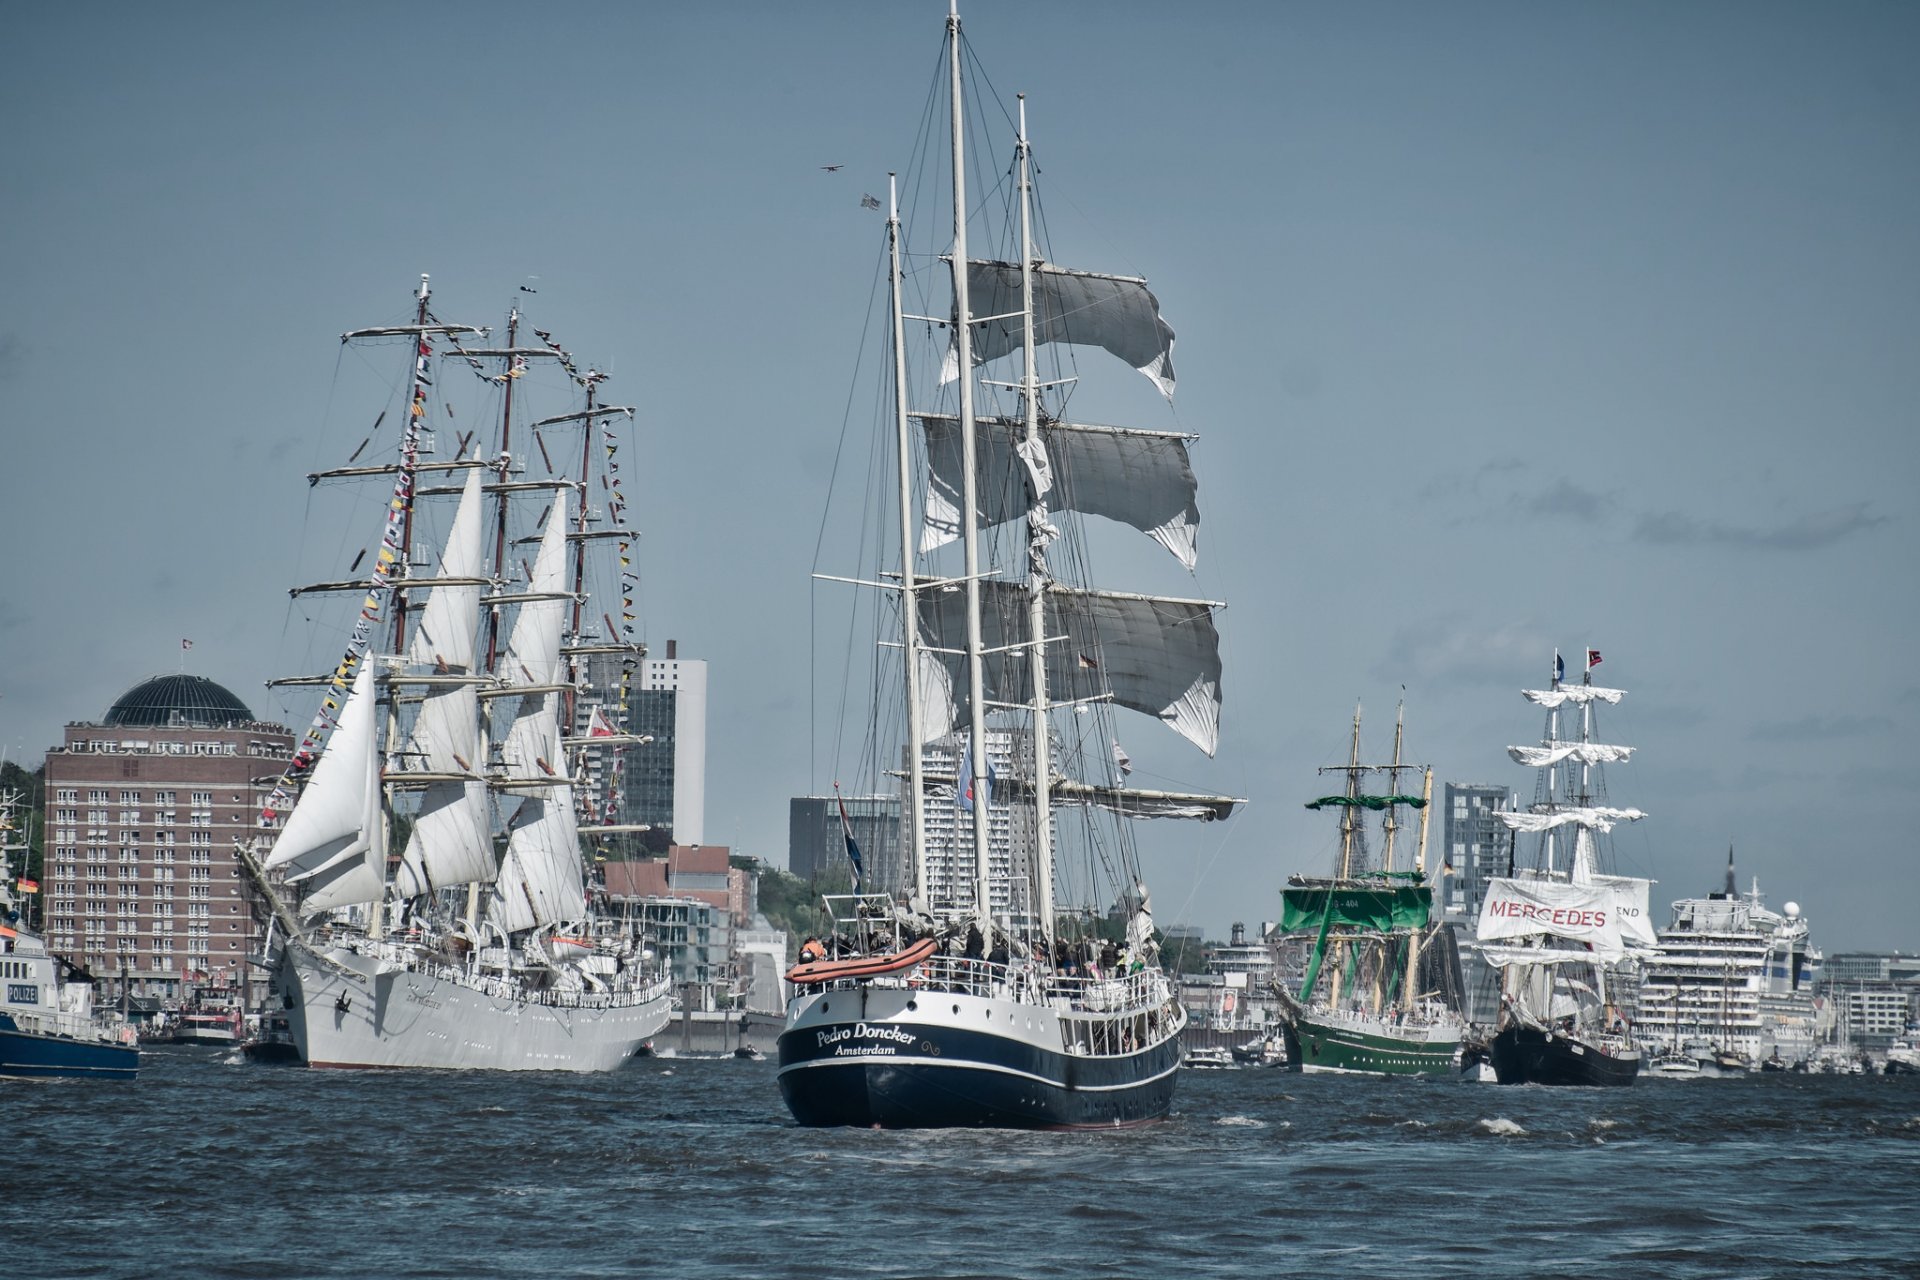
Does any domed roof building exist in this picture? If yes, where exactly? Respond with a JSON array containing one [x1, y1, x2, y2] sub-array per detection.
[[103, 674, 256, 729]]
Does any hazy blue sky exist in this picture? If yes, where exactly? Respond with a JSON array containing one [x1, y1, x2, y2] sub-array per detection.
[[3, 2, 1914, 948]]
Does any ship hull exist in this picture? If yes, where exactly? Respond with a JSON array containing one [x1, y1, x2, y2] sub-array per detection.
[[0, 1015, 139, 1080], [1490, 1025, 1640, 1087], [279, 942, 670, 1072], [778, 984, 1181, 1129], [1284, 1012, 1461, 1077]]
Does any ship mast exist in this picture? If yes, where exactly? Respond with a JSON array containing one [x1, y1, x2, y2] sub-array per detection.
[[1016, 93, 1056, 948], [948, 1, 995, 929], [887, 174, 930, 898]]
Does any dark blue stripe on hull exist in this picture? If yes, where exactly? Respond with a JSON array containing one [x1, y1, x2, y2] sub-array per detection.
[[1491, 1025, 1639, 1087], [0, 1029, 140, 1080], [778, 1021, 1180, 1129]]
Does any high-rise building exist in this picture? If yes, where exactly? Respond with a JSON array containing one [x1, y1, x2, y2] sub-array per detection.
[[577, 640, 706, 846], [788, 794, 902, 891], [41, 675, 293, 1007], [1442, 781, 1513, 1024], [917, 729, 1043, 920]]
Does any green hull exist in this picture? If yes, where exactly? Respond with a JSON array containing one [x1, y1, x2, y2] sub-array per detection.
[[1285, 1012, 1460, 1077]]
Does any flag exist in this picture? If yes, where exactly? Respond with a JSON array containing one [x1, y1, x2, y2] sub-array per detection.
[[1078, 653, 1099, 670], [182, 638, 194, 651], [1553, 652, 1564, 683], [860, 193, 882, 210], [959, 743, 995, 812], [16, 877, 39, 894], [1110, 739, 1133, 778], [586, 708, 618, 738], [835, 789, 864, 890], [1587, 649, 1603, 669]]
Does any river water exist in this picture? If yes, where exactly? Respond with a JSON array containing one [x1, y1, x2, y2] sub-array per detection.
[[7, 1048, 1917, 1279]]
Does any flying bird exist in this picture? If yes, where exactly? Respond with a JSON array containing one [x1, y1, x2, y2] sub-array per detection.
[[820, 164, 844, 172]]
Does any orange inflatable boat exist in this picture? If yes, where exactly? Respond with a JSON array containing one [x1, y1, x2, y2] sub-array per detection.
[[785, 935, 939, 986]]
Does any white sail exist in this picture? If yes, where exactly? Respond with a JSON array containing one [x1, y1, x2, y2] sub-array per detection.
[[406, 466, 485, 673], [918, 581, 1223, 756], [1496, 805, 1647, 835], [487, 793, 586, 934], [915, 414, 1200, 570], [1584, 871, 1658, 950], [1507, 741, 1635, 768], [940, 260, 1177, 398], [1523, 685, 1625, 708], [1477, 876, 1628, 961], [264, 662, 387, 913], [393, 779, 493, 900]]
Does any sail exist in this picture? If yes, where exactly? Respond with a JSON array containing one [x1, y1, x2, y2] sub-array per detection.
[[940, 260, 1177, 398], [406, 466, 485, 673], [1523, 685, 1625, 708], [393, 780, 493, 899], [1507, 742, 1634, 768], [1496, 806, 1646, 835], [487, 793, 586, 934], [1281, 885, 1432, 933], [918, 581, 1223, 755], [1585, 871, 1658, 949], [915, 414, 1200, 569], [1476, 876, 1627, 962], [500, 503, 570, 780], [1304, 794, 1427, 811], [263, 663, 386, 913]]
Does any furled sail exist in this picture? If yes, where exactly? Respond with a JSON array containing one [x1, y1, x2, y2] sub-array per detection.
[[918, 581, 1223, 755], [1523, 685, 1625, 708], [1476, 876, 1628, 962], [1495, 806, 1647, 835], [940, 260, 1177, 398], [915, 414, 1200, 570], [263, 662, 387, 913], [1507, 742, 1635, 768]]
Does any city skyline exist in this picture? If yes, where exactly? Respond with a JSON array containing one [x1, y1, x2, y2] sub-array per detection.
[[2, 2, 1914, 948]]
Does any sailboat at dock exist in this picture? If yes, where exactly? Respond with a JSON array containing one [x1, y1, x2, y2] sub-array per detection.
[[776, 3, 1240, 1128], [241, 276, 671, 1071], [1475, 650, 1656, 1086], [1275, 704, 1463, 1076]]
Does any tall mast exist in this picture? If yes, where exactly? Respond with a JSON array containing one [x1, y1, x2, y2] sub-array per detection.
[[1016, 93, 1055, 947], [1542, 651, 1561, 877], [888, 173, 929, 897], [485, 306, 522, 672], [1382, 700, 1405, 873], [565, 377, 599, 733], [1336, 704, 1361, 880], [948, 2, 995, 928], [390, 273, 434, 659]]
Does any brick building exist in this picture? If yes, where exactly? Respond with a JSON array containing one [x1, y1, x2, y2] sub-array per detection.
[[42, 674, 293, 1007]]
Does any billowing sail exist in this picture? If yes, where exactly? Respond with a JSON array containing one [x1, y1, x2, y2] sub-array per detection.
[[1281, 884, 1432, 933], [1584, 871, 1658, 950], [1476, 876, 1627, 962], [918, 581, 1223, 755], [263, 662, 386, 913], [1496, 805, 1647, 835], [488, 500, 584, 933], [941, 260, 1176, 398], [393, 468, 495, 898], [487, 793, 586, 934], [1508, 741, 1634, 768], [1523, 685, 1625, 708], [915, 414, 1200, 569], [406, 466, 485, 673]]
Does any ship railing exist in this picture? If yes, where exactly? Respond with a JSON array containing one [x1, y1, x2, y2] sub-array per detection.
[[379, 955, 666, 1011], [5, 1006, 127, 1044]]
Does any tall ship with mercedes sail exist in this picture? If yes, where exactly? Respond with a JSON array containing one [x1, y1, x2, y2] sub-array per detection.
[[244, 277, 670, 1070], [777, 3, 1240, 1128], [1475, 651, 1657, 1086]]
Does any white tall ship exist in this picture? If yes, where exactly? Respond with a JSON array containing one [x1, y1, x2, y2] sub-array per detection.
[[1634, 849, 1822, 1071], [242, 277, 669, 1071], [777, 3, 1239, 1128]]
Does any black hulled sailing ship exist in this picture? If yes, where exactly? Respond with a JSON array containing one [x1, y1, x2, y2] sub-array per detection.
[[777, 3, 1238, 1129], [1475, 651, 1656, 1086]]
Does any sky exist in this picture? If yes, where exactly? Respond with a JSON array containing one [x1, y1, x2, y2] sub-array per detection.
[[3, 2, 1915, 950]]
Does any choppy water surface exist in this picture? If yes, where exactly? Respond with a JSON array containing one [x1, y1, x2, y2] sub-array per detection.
[[8, 1049, 1918, 1279]]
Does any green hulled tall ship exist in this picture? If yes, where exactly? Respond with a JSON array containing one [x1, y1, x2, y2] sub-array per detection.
[[1276, 705, 1463, 1076]]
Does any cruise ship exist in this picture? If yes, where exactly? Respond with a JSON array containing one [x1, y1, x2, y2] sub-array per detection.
[[1635, 850, 1822, 1070]]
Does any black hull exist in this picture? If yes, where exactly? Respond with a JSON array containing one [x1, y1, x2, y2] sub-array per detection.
[[778, 1019, 1181, 1129], [1491, 1025, 1640, 1087]]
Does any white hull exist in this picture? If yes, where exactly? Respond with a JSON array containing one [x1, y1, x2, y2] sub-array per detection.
[[279, 941, 671, 1072]]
